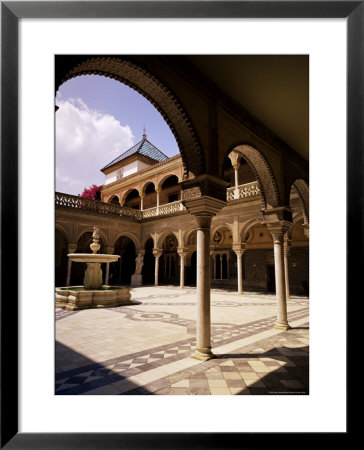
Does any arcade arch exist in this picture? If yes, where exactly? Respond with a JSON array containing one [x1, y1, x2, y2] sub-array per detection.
[[226, 144, 280, 210], [111, 236, 136, 285], [56, 56, 205, 177]]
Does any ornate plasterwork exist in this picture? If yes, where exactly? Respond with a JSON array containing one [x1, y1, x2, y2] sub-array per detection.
[[59, 57, 205, 177], [182, 186, 202, 200]]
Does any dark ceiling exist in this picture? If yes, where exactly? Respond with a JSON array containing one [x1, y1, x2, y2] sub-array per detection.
[[186, 55, 309, 162]]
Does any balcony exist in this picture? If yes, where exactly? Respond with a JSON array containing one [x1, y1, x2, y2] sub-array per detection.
[[55, 192, 186, 220], [226, 181, 260, 201], [55, 181, 260, 221]]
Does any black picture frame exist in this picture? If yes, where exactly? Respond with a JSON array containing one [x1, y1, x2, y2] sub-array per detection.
[[1, 1, 356, 448]]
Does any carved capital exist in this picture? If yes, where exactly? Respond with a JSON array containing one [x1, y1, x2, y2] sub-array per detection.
[[228, 150, 241, 167], [266, 221, 291, 242], [195, 215, 213, 229], [262, 206, 293, 224], [183, 196, 226, 219], [177, 247, 189, 257], [232, 243, 246, 256], [152, 248, 163, 257], [68, 243, 78, 253]]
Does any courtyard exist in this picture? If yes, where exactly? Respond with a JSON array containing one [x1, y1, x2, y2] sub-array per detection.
[[55, 286, 309, 395]]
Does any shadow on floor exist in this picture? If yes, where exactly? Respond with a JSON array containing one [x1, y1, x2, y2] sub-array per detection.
[[215, 344, 309, 394], [55, 341, 144, 395]]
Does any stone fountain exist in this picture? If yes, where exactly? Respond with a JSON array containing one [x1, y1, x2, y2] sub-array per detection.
[[55, 227, 133, 310]]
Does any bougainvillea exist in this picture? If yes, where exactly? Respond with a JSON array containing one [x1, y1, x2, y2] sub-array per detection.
[[80, 184, 101, 200]]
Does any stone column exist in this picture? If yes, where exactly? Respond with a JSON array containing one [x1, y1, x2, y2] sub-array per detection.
[[284, 238, 291, 300], [228, 150, 241, 199], [181, 175, 227, 361], [66, 243, 77, 286], [232, 244, 245, 295], [219, 254, 223, 280], [177, 249, 188, 289], [267, 222, 291, 330], [155, 187, 160, 214], [153, 249, 162, 286], [193, 215, 214, 360], [139, 192, 144, 211]]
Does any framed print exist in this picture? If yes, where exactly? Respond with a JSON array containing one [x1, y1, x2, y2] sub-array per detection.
[[1, 1, 356, 448]]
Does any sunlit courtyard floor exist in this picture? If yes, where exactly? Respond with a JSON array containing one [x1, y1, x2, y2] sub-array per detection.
[[55, 286, 309, 395]]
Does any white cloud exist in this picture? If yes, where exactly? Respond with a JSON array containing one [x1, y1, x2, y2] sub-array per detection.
[[56, 98, 134, 195]]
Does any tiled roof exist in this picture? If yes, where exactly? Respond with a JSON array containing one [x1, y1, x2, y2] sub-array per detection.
[[101, 137, 169, 171]]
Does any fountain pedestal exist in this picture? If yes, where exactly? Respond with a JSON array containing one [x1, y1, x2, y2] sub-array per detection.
[[84, 262, 103, 289]]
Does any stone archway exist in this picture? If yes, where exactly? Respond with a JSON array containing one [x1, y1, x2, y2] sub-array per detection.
[[159, 233, 179, 286], [142, 237, 155, 285], [291, 179, 309, 224], [228, 144, 280, 210], [112, 236, 136, 285], [56, 56, 205, 177]]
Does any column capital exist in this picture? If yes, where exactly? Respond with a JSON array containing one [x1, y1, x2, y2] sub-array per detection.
[[228, 150, 241, 167], [67, 243, 78, 253], [136, 249, 145, 256], [266, 221, 292, 238], [262, 206, 293, 224], [139, 192, 145, 199], [177, 247, 189, 257], [183, 196, 226, 220], [152, 248, 163, 257], [155, 187, 161, 193], [232, 243, 246, 255], [104, 246, 115, 255]]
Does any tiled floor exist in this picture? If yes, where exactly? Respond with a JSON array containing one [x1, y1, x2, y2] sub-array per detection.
[[55, 286, 309, 395]]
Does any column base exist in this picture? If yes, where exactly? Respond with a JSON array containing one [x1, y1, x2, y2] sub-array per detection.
[[191, 347, 216, 361], [273, 322, 291, 331]]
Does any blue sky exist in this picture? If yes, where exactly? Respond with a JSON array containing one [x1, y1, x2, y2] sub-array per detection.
[[56, 75, 179, 195]]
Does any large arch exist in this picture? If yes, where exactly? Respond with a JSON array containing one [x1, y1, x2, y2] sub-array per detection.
[[56, 56, 205, 177], [227, 144, 280, 209], [291, 179, 309, 224], [55, 222, 71, 244], [142, 237, 155, 285], [111, 235, 136, 285], [113, 232, 140, 251], [156, 230, 180, 249]]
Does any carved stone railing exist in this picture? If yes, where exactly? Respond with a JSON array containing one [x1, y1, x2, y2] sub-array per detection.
[[55, 192, 142, 219], [55, 193, 186, 220], [226, 181, 260, 201], [157, 200, 186, 215]]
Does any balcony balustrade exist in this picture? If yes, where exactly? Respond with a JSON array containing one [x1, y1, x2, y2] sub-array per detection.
[[226, 181, 260, 201], [56, 181, 260, 220]]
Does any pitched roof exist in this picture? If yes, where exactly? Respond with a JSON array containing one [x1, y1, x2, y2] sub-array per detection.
[[101, 135, 169, 171]]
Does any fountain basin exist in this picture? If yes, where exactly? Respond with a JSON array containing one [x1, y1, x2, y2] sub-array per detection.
[[55, 285, 134, 311], [68, 253, 119, 263]]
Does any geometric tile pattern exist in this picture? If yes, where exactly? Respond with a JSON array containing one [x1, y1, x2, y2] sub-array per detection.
[[56, 291, 309, 395]]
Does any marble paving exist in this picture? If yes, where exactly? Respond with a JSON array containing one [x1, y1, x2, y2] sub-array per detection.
[[55, 286, 309, 395]]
